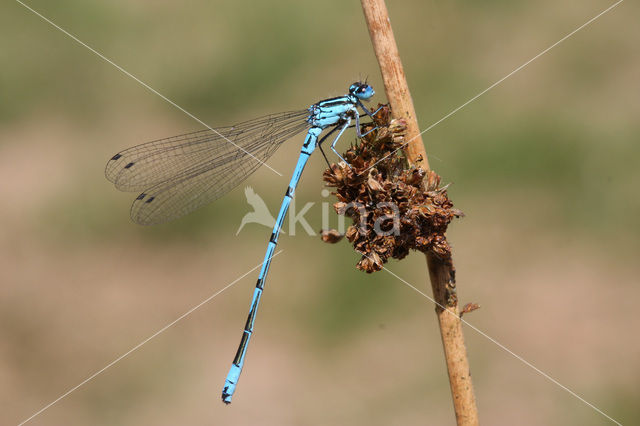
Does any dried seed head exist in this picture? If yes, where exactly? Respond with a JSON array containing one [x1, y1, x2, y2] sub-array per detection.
[[460, 303, 481, 318], [320, 229, 344, 244], [321, 104, 462, 273]]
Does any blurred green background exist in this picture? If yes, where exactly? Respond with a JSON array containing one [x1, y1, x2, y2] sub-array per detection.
[[1, 0, 638, 425]]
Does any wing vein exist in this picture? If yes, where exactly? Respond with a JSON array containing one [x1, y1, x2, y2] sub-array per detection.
[[105, 110, 310, 225]]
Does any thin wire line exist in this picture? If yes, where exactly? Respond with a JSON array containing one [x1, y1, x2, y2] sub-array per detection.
[[360, 0, 624, 175], [14, 0, 284, 177], [14, 0, 624, 424], [360, 3, 624, 420], [17, 250, 284, 426], [382, 265, 622, 426]]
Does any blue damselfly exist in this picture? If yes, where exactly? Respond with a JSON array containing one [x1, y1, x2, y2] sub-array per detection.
[[106, 82, 379, 403]]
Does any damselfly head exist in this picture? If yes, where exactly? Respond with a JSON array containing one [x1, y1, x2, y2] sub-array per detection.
[[349, 82, 375, 101]]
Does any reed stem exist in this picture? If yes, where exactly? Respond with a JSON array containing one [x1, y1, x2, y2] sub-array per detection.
[[360, 1, 479, 424]]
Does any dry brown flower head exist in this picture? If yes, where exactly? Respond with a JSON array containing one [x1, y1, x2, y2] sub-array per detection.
[[321, 105, 463, 273]]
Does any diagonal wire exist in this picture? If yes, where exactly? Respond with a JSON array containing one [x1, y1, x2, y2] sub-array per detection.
[[14, 0, 625, 424], [17, 250, 284, 426], [14, 0, 283, 177], [382, 265, 622, 425], [356, 3, 625, 420], [360, 0, 624, 175]]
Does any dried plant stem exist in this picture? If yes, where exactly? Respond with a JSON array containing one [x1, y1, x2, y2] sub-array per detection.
[[360, 1, 479, 424]]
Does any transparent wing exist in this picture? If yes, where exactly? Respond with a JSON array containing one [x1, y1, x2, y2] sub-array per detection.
[[105, 110, 310, 225]]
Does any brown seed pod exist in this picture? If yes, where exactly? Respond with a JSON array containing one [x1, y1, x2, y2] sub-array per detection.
[[320, 229, 344, 244], [321, 104, 462, 273]]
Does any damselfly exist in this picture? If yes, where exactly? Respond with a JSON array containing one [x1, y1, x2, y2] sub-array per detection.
[[105, 82, 379, 403]]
